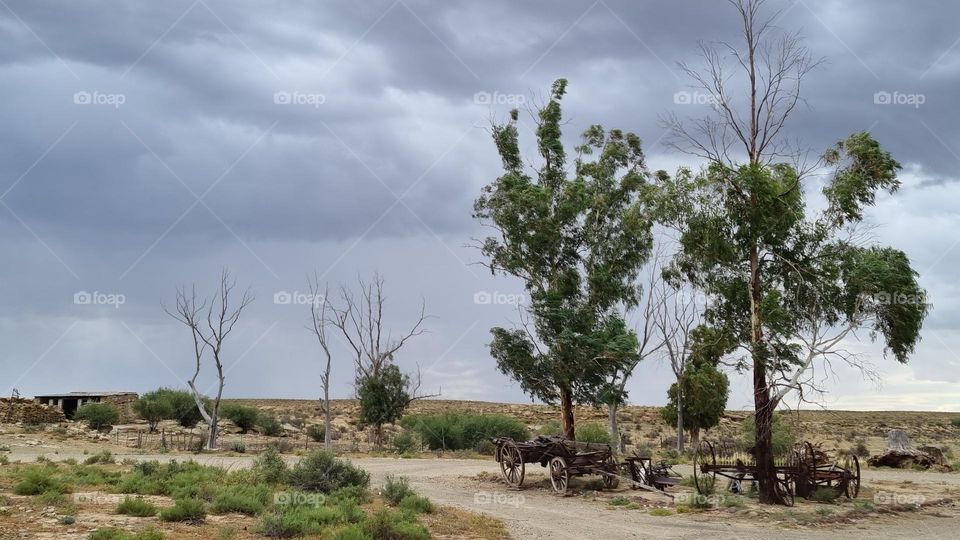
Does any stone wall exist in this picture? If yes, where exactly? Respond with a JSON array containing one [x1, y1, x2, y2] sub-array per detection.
[[1, 398, 66, 424], [101, 393, 139, 423]]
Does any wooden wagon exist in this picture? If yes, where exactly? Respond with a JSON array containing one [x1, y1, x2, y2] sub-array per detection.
[[693, 440, 861, 505], [491, 436, 620, 495], [621, 453, 682, 491]]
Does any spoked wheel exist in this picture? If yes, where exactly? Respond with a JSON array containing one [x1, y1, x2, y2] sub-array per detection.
[[498, 440, 525, 489], [844, 454, 861, 499], [693, 440, 716, 494], [549, 456, 570, 495], [776, 476, 796, 507], [601, 455, 620, 490]]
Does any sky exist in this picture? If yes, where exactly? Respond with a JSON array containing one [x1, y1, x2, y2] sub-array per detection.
[[1, 0, 959, 412]]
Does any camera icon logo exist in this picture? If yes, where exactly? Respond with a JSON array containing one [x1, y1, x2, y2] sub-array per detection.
[[74, 291, 92, 305], [273, 291, 292, 304], [873, 91, 892, 105], [473, 291, 492, 305], [273, 91, 291, 105], [73, 91, 92, 105]]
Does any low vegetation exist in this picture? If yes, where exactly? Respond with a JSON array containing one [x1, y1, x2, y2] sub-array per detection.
[[400, 413, 528, 452], [74, 403, 120, 430], [116, 496, 159, 517]]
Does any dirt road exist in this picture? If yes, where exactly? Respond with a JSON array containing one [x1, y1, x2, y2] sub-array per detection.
[[8, 450, 958, 539]]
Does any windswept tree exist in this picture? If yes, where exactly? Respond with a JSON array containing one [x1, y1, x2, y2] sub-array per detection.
[[661, 0, 929, 504], [474, 79, 658, 439], [652, 278, 701, 451], [164, 268, 253, 450], [306, 274, 333, 449]]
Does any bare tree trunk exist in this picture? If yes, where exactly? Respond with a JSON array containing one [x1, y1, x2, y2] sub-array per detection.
[[323, 386, 332, 449], [691, 426, 701, 448], [676, 390, 684, 452], [559, 384, 575, 440]]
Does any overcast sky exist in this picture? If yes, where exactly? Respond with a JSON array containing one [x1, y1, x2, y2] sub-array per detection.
[[1, 0, 958, 412]]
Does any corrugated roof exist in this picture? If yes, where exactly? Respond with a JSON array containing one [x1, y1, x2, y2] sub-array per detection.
[[32, 391, 138, 398]]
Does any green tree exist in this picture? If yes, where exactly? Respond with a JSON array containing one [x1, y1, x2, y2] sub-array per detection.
[[132, 396, 173, 433], [74, 403, 119, 430], [357, 364, 412, 447], [221, 404, 259, 433], [660, 362, 729, 448], [140, 387, 206, 428], [474, 79, 657, 438], [662, 1, 929, 504]]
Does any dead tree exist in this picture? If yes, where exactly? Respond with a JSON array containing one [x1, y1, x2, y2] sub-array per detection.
[[165, 268, 253, 450], [307, 273, 333, 449], [604, 259, 666, 453], [653, 279, 702, 452], [326, 273, 436, 445]]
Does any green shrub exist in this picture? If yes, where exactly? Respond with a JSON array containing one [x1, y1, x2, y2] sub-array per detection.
[[14, 468, 68, 496], [89, 528, 166, 540], [951, 417, 960, 428], [391, 431, 420, 454], [609, 496, 631, 506], [159, 498, 206, 522], [650, 508, 673, 516], [330, 485, 373, 505], [400, 413, 528, 451], [258, 500, 364, 538], [362, 509, 429, 540], [851, 440, 870, 458], [742, 413, 796, 456], [809, 487, 841, 503], [59, 515, 76, 525], [133, 398, 173, 432], [116, 497, 159, 517], [210, 484, 270, 515], [537, 420, 562, 436], [230, 440, 247, 453], [399, 495, 433, 514], [257, 414, 283, 436], [332, 525, 372, 540], [575, 422, 613, 445], [84, 451, 114, 465], [381, 476, 416, 506], [74, 403, 120, 430], [253, 445, 289, 484], [221, 405, 259, 434], [288, 449, 369, 493], [307, 424, 326, 443]]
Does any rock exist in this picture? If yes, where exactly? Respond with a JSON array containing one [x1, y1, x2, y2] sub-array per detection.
[[868, 449, 937, 469]]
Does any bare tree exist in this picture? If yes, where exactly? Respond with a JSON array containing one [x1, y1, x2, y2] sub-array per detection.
[[652, 279, 702, 452], [164, 268, 253, 450], [605, 259, 666, 453], [327, 273, 427, 380], [306, 273, 333, 449]]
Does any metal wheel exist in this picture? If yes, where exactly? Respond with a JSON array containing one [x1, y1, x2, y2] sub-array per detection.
[[498, 440, 525, 488], [549, 456, 569, 495], [776, 476, 795, 507], [693, 440, 716, 494], [601, 455, 620, 489], [844, 454, 860, 499]]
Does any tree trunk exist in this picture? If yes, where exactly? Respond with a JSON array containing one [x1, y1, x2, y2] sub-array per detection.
[[676, 390, 684, 452], [750, 243, 778, 504], [559, 384, 576, 440], [608, 403, 622, 453], [691, 426, 700, 448], [323, 387, 332, 449]]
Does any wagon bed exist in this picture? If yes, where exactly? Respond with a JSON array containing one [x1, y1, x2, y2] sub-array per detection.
[[491, 436, 620, 494]]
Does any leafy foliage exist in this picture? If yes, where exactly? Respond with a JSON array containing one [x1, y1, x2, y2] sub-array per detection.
[[474, 79, 657, 435], [574, 422, 614, 445], [159, 498, 206, 522], [400, 413, 528, 451], [115, 496, 159, 517], [74, 403, 119, 430], [742, 414, 796, 456], [133, 397, 173, 432], [287, 449, 370, 493], [140, 388, 207, 428], [357, 364, 411, 440], [221, 404, 259, 433]]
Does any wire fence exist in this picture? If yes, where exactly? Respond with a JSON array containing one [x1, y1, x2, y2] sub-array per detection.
[[111, 427, 357, 453]]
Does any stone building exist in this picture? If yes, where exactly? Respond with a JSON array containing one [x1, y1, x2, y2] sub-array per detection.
[[33, 391, 138, 421]]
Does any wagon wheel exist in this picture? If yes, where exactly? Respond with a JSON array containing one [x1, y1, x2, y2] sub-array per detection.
[[549, 456, 570, 495], [776, 475, 795, 507], [843, 454, 861, 499], [498, 440, 525, 488], [602, 455, 620, 490], [693, 440, 716, 494]]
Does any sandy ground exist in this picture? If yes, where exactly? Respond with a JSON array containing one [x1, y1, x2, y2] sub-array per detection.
[[5, 448, 959, 540]]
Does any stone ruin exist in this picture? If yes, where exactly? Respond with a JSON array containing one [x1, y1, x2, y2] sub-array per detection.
[[1, 397, 66, 424], [867, 429, 948, 470]]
